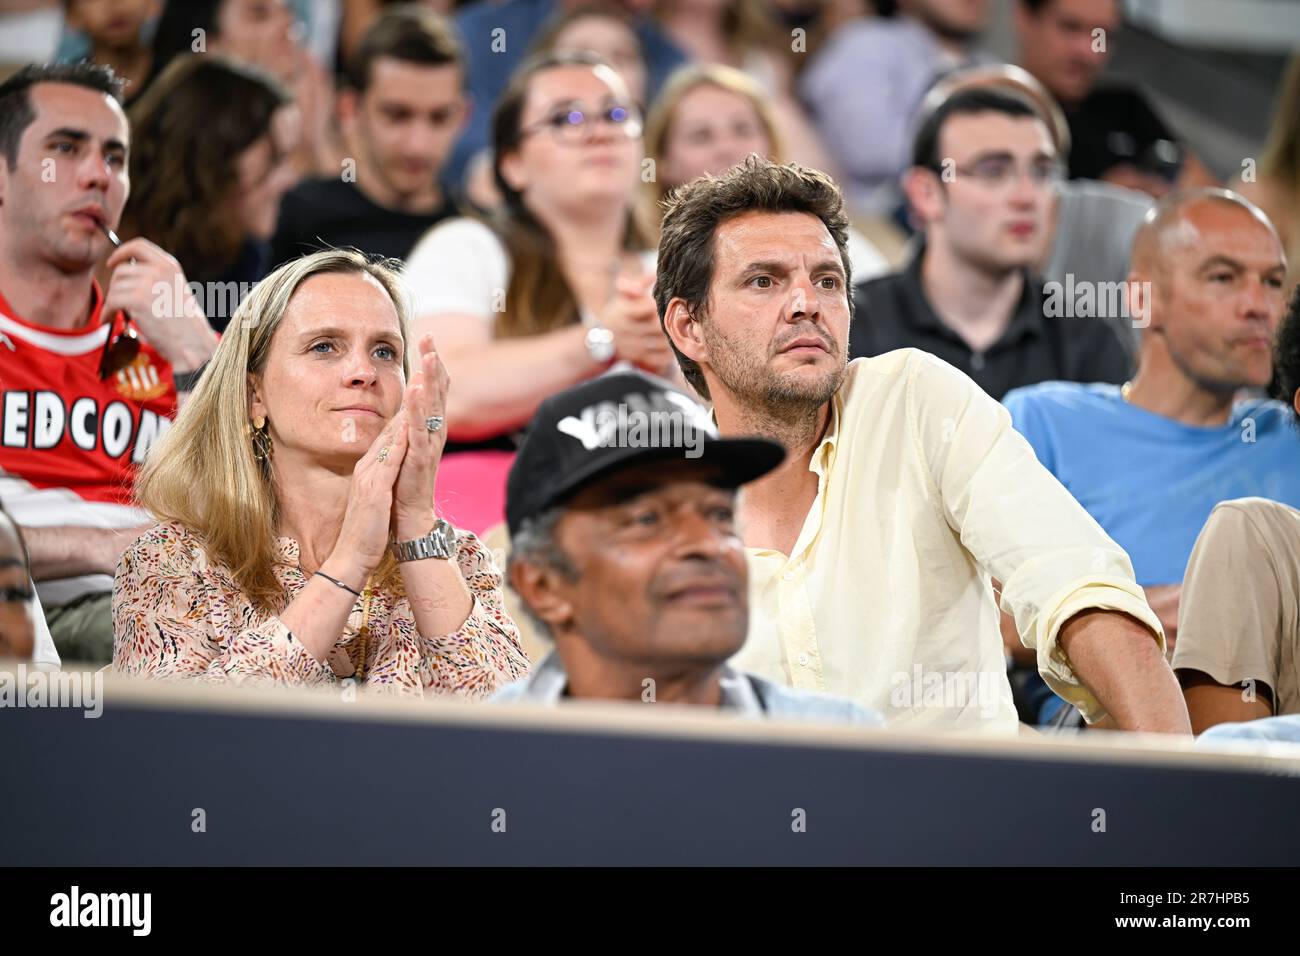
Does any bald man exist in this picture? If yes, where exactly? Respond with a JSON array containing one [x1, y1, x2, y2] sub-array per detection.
[[1001, 189, 1299, 720]]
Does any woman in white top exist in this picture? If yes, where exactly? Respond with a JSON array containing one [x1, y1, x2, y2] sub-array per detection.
[[405, 50, 673, 533]]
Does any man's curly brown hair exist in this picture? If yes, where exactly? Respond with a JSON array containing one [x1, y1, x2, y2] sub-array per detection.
[[654, 156, 854, 400]]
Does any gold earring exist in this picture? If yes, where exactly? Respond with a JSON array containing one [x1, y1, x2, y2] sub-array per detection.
[[248, 416, 272, 461]]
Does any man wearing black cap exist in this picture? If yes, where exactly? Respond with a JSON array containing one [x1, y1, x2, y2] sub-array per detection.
[[494, 370, 881, 721]]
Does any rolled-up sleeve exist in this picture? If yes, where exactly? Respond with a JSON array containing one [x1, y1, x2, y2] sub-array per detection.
[[910, 352, 1164, 722]]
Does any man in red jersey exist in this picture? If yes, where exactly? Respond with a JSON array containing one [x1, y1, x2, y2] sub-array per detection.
[[0, 62, 217, 664]]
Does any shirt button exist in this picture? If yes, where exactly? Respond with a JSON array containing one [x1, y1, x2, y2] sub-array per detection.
[[971, 352, 986, 372], [797, 653, 811, 667], [782, 569, 795, 582]]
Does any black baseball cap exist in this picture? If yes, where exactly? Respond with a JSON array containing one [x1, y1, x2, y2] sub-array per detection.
[[506, 371, 785, 536]]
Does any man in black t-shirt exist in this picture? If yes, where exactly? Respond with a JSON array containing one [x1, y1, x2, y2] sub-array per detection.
[[271, 7, 466, 266], [1013, 0, 1217, 198], [851, 88, 1130, 399]]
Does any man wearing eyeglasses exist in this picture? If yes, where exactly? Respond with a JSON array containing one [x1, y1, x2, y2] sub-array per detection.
[[850, 87, 1131, 401], [0, 62, 215, 665]]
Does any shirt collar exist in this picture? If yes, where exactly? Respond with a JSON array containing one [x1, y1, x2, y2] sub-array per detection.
[[716, 665, 766, 715], [0, 279, 106, 332], [527, 649, 760, 712], [899, 241, 1046, 346], [520, 649, 571, 702], [708, 393, 841, 480], [809, 390, 841, 480]]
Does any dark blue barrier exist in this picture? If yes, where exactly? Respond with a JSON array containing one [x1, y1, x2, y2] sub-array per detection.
[[3, 677, 1298, 865]]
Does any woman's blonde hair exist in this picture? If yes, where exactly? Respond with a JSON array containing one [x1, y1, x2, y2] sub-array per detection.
[[1260, 54, 1300, 220], [637, 63, 785, 244], [134, 249, 414, 610]]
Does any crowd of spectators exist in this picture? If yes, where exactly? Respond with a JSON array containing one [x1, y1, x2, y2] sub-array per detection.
[[1, 0, 1297, 746]]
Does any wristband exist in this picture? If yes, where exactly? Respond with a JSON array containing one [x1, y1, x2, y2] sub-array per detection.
[[314, 570, 361, 597]]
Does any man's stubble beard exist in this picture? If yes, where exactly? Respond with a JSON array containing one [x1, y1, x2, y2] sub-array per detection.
[[1160, 325, 1266, 396], [703, 318, 847, 425]]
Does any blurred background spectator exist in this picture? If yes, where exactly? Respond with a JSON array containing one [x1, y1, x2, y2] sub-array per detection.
[[800, 0, 997, 218], [535, 4, 648, 104], [852, 86, 1130, 398], [118, 55, 299, 333], [0, 62, 214, 666], [1012, 0, 1217, 197], [271, 5, 465, 265], [446, 0, 687, 196], [1232, 53, 1300, 296], [404, 50, 670, 533], [142, 0, 334, 174], [1003, 190, 1299, 724], [1173, 291, 1300, 734], [653, 0, 838, 176], [60, 0, 160, 101], [923, 63, 1152, 356], [638, 62, 889, 278]]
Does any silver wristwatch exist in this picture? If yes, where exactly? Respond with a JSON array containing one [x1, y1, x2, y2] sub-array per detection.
[[585, 325, 615, 363], [391, 518, 458, 562]]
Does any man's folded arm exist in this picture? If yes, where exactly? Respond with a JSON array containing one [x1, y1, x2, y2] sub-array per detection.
[[911, 353, 1191, 733], [22, 524, 148, 581]]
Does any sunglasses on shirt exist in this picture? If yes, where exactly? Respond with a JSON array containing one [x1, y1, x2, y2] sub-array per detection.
[[97, 223, 141, 381]]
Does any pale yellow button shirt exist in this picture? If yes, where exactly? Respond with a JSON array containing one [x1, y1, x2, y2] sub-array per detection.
[[730, 349, 1164, 734]]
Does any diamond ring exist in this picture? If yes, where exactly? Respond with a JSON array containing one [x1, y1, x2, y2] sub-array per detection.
[[376, 446, 390, 463], [425, 415, 444, 434]]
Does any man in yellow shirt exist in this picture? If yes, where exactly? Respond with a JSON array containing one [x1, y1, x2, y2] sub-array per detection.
[[655, 156, 1190, 735]]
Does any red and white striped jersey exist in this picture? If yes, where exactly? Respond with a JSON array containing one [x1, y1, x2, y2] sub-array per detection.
[[0, 283, 177, 605]]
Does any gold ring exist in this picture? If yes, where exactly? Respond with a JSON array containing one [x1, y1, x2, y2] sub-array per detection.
[[376, 446, 390, 463]]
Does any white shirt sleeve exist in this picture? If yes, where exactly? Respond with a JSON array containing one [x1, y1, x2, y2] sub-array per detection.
[[403, 217, 510, 322], [30, 585, 61, 668]]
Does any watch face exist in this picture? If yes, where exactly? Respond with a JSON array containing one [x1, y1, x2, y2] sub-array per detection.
[[434, 520, 455, 555]]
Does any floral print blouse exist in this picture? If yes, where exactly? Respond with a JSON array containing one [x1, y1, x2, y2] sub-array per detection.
[[112, 521, 530, 699]]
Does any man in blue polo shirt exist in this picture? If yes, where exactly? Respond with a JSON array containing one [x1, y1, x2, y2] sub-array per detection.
[[1003, 189, 1298, 721]]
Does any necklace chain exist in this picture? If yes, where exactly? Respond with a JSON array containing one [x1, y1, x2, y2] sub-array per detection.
[[354, 578, 375, 682]]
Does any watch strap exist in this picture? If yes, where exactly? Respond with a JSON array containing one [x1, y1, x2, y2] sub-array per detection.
[[391, 518, 457, 562]]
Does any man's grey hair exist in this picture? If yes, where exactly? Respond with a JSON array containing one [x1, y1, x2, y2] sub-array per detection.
[[507, 505, 577, 641]]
